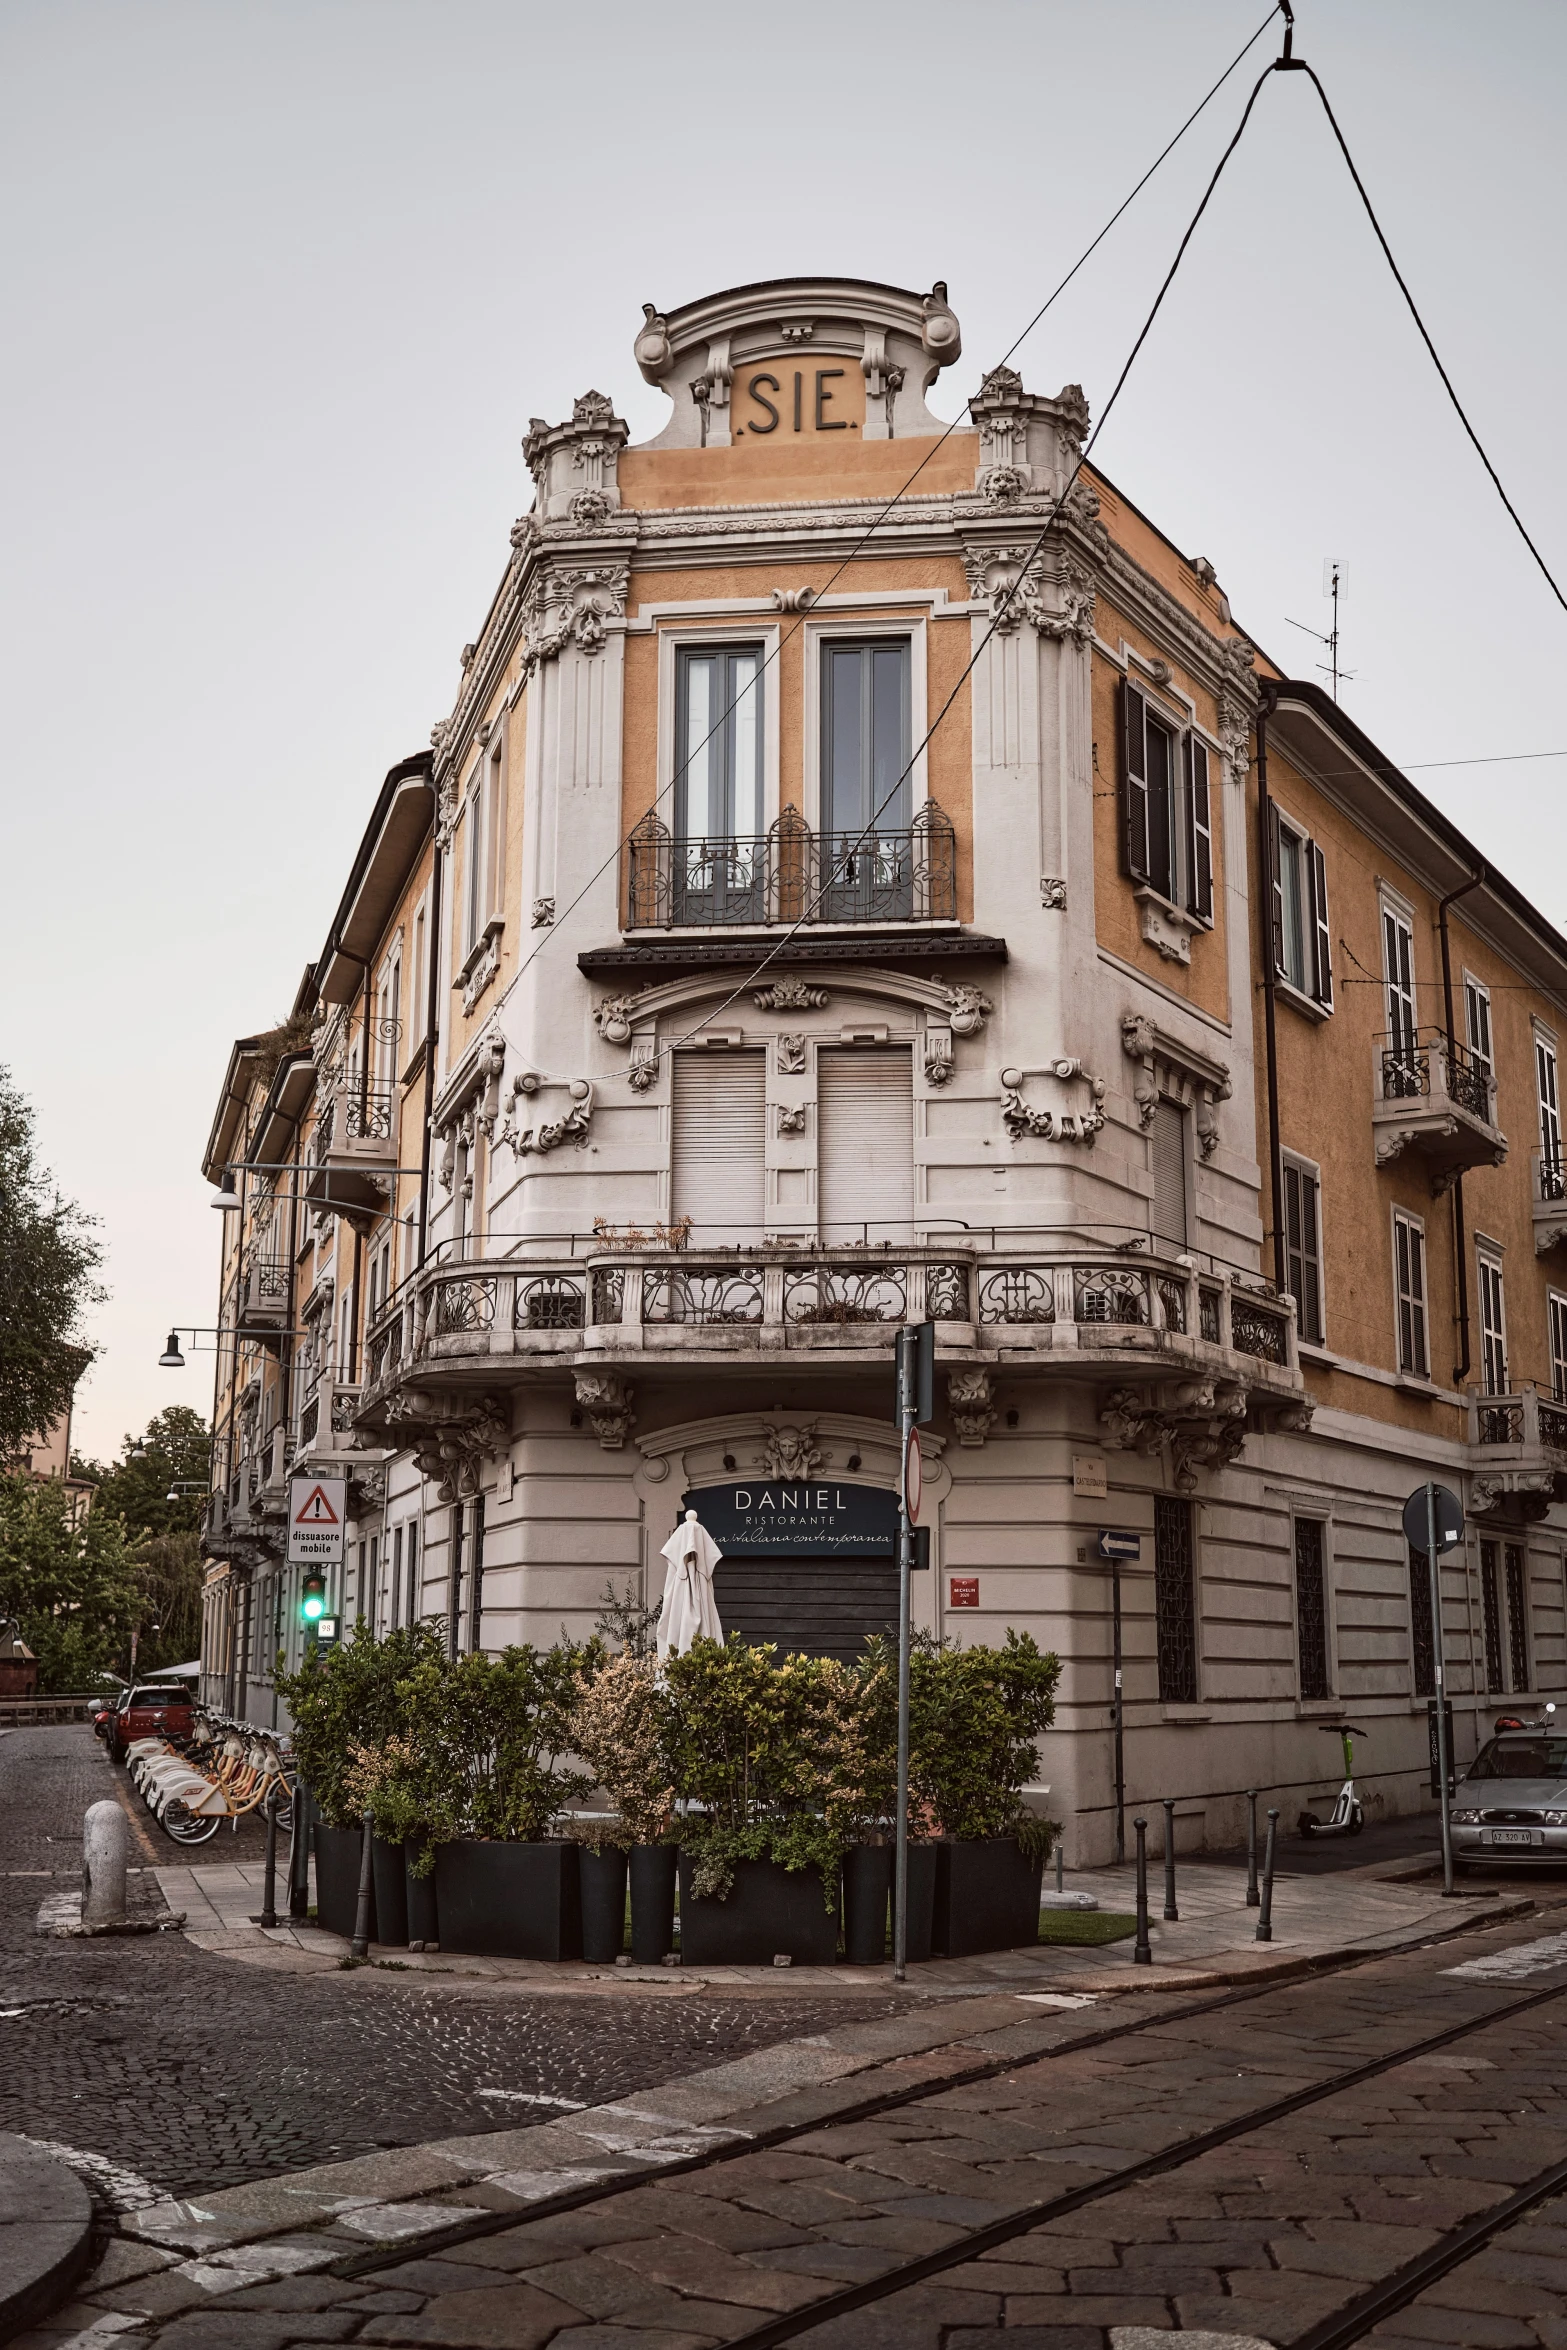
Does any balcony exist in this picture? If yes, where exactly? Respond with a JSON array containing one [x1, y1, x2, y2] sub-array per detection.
[[1534, 1153, 1567, 1256], [352, 1239, 1307, 1489], [236, 1256, 289, 1345], [626, 802, 956, 931], [304, 1082, 398, 1226], [1371, 1028, 1506, 1190], [296, 1379, 374, 1466], [1469, 1385, 1567, 1523]]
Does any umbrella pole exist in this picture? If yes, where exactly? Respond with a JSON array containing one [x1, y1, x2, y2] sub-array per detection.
[[894, 1328, 915, 1985]]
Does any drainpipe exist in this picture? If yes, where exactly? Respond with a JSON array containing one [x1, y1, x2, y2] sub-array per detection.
[[1255, 687, 1287, 1296], [417, 837, 444, 1268], [1439, 865, 1485, 1386]]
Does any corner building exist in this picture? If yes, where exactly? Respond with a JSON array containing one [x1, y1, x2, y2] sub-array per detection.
[[200, 275, 1567, 1862]]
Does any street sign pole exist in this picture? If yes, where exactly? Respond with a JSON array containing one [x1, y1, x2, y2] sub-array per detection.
[[1425, 1480, 1456, 1897], [893, 1323, 933, 1986], [1112, 1558, 1125, 1867]]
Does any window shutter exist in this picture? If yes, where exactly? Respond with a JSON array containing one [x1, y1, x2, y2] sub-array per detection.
[[818, 1048, 914, 1244], [1268, 804, 1285, 975], [1150, 1098, 1189, 1248], [1308, 840, 1333, 1008], [672, 1051, 766, 1243], [1186, 738, 1213, 922], [1120, 680, 1150, 883]]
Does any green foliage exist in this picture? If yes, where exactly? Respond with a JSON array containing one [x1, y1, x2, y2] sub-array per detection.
[[276, 1622, 449, 1830], [131, 1532, 204, 1674], [0, 1068, 104, 1462], [661, 1639, 887, 1903], [906, 1630, 1060, 1854], [0, 1473, 141, 1689], [568, 1651, 676, 1848], [86, 1409, 212, 1539], [400, 1643, 597, 1847]]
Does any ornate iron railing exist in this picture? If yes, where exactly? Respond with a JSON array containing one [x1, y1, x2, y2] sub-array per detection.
[[976, 1266, 1054, 1325], [644, 1267, 766, 1326], [1378, 1028, 1497, 1124], [1075, 1268, 1149, 1326], [1230, 1297, 1290, 1364], [434, 1277, 496, 1336], [784, 1264, 908, 1324], [626, 800, 956, 929], [516, 1276, 586, 1331], [925, 1262, 971, 1320]]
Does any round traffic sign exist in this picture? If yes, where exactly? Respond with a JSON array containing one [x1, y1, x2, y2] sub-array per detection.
[[1401, 1482, 1464, 1553], [903, 1429, 923, 1526]]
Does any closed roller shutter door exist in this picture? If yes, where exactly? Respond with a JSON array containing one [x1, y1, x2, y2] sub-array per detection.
[[1151, 1097, 1188, 1248], [818, 1047, 913, 1243], [672, 1051, 766, 1243], [714, 1558, 900, 1664]]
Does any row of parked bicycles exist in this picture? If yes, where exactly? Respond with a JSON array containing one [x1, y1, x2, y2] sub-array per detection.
[[94, 1680, 295, 1844]]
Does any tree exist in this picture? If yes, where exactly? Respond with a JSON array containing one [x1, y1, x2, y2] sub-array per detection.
[[0, 1474, 141, 1690], [0, 1069, 104, 1462], [88, 1408, 211, 1539], [127, 1531, 205, 1676]]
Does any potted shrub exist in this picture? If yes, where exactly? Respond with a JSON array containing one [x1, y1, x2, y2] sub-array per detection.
[[568, 1650, 677, 1964], [278, 1623, 448, 1941], [844, 1639, 937, 1964], [405, 1643, 594, 1961], [910, 1631, 1061, 1957], [663, 1640, 863, 1965]]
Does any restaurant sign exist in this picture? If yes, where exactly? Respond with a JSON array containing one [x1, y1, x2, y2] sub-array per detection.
[[684, 1480, 899, 1557]]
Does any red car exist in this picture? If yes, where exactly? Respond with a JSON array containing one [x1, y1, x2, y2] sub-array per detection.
[[106, 1684, 194, 1763]]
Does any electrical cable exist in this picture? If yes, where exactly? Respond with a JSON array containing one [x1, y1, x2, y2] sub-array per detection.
[[659, 45, 1288, 1062], [483, 2, 1285, 1026], [1285, 59, 1567, 620]]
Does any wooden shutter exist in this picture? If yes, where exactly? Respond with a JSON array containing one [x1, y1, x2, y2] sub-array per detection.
[[1308, 840, 1333, 1007], [672, 1050, 766, 1243], [1186, 738, 1213, 922], [1150, 1097, 1188, 1248], [1268, 804, 1285, 975], [1120, 680, 1150, 882], [818, 1047, 914, 1243]]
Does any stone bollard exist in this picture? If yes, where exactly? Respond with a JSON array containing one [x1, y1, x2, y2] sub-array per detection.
[[82, 1800, 128, 1930]]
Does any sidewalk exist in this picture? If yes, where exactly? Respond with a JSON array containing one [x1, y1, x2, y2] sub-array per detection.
[[153, 1851, 1535, 1998]]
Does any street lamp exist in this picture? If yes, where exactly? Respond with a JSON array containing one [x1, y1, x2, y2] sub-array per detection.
[[158, 1332, 186, 1368], [209, 1171, 240, 1212]]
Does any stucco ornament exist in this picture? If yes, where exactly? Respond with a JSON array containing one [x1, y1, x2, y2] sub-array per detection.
[[1000, 1062, 1107, 1144], [1040, 878, 1067, 911], [575, 1372, 634, 1450], [776, 1103, 808, 1137], [594, 994, 642, 1045], [947, 1368, 998, 1448], [1120, 1014, 1231, 1160], [531, 897, 555, 928], [944, 983, 992, 1036], [754, 978, 828, 1010], [757, 1422, 823, 1479], [633, 303, 673, 382], [378, 1390, 510, 1503], [775, 1033, 807, 1075], [502, 1073, 594, 1156]]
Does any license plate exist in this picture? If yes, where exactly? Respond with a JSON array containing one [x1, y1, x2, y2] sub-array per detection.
[[1490, 1829, 1536, 1846]]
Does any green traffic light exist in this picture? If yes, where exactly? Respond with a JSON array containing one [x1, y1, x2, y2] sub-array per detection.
[[302, 1594, 324, 1621]]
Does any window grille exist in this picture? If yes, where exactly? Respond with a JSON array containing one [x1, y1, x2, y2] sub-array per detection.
[[1154, 1495, 1197, 1704]]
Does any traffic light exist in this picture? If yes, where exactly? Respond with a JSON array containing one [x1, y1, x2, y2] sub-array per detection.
[[300, 1571, 327, 1627]]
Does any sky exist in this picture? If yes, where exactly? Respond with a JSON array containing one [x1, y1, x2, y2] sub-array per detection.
[[2, 0, 1564, 1462]]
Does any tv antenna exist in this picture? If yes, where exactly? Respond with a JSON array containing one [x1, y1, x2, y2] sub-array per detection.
[[1286, 559, 1354, 699]]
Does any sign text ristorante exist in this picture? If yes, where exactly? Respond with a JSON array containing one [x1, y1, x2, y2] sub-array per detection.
[[684, 1480, 898, 1557]]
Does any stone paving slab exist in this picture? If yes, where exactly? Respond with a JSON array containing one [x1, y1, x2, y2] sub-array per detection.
[[0, 2131, 95, 2337]]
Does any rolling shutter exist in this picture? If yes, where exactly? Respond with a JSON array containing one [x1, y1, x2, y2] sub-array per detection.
[[672, 1050, 766, 1243], [1120, 680, 1150, 882], [818, 1047, 914, 1243], [1150, 1097, 1189, 1248]]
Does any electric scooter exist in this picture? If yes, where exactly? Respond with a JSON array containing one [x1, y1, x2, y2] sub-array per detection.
[[1297, 1724, 1368, 1838]]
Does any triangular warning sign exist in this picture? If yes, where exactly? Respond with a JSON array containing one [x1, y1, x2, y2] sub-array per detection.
[[295, 1484, 340, 1526]]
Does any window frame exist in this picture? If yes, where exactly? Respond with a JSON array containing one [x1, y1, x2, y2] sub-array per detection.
[[1118, 677, 1216, 928], [673, 640, 767, 846], [1393, 1207, 1430, 1379], [1549, 1290, 1567, 1403], [1537, 1026, 1562, 1180], [1293, 1515, 1333, 1701], [1477, 1245, 1508, 1393], [1153, 1494, 1199, 1705], [1464, 973, 1494, 1082], [1381, 898, 1417, 1060], [802, 615, 926, 840], [1281, 1151, 1324, 1346], [1265, 802, 1332, 1011]]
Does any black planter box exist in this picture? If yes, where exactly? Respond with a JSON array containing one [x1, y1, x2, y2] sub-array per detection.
[[580, 1846, 628, 1964], [905, 1841, 937, 1964], [677, 1854, 838, 1966], [404, 1841, 439, 1946], [629, 1845, 676, 1964], [932, 1837, 1043, 1958], [433, 1839, 582, 1961], [843, 1843, 936, 1963], [371, 1835, 408, 1947], [314, 1822, 375, 1942]]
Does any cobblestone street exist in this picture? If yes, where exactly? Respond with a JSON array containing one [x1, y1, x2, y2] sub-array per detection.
[[0, 1728, 901, 2199]]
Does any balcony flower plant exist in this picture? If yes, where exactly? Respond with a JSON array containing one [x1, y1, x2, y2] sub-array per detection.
[[567, 1650, 678, 1962], [662, 1637, 878, 1965]]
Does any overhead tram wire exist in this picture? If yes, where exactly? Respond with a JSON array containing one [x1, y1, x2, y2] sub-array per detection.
[[483, 2, 1286, 1022], [659, 35, 1295, 1064]]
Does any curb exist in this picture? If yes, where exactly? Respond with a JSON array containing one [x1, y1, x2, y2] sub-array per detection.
[[0, 2133, 95, 2343]]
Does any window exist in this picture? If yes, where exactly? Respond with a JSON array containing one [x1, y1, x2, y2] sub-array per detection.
[[1294, 1519, 1331, 1700], [376, 956, 401, 1086], [390, 1525, 403, 1632], [468, 1494, 486, 1655], [462, 761, 486, 956], [1465, 978, 1493, 1082], [818, 1047, 915, 1245], [822, 639, 911, 834], [411, 900, 427, 1043], [447, 1503, 464, 1660], [1265, 809, 1332, 1007], [1150, 1099, 1189, 1250], [364, 1534, 379, 1630], [1506, 1544, 1531, 1692], [672, 1050, 767, 1243], [1119, 682, 1213, 924], [1394, 1212, 1429, 1378], [1538, 1033, 1563, 1194], [405, 1520, 419, 1629], [1478, 1252, 1507, 1392], [1282, 1157, 1323, 1345], [1408, 1546, 1435, 1698], [1383, 905, 1417, 1082], [673, 645, 765, 923], [1550, 1293, 1567, 1402], [1480, 1539, 1505, 1693], [1154, 1495, 1197, 1704]]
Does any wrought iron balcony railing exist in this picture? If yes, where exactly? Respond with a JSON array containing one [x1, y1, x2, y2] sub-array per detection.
[[626, 801, 956, 930], [1372, 1027, 1505, 1186]]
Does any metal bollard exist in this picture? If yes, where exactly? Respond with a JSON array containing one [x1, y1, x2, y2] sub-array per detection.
[[259, 1782, 280, 1930], [1255, 1806, 1279, 1943], [1133, 1816, 1152, 1964], [288, 1785, 311, 1920], [82, 1801, 128, 1930], [1162, 1797, 1179, 1922], [350, 1811, 375, 1959], [1245, 1788, 1260, 1907], [1055, 1842, 1064, 1895]]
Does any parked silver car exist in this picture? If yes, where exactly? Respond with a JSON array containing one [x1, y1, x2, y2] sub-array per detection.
[[1451, 1731, 1567, 1868]]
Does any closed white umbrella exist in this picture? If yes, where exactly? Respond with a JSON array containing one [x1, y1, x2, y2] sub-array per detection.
[[657, 1510, 725, 1660]]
